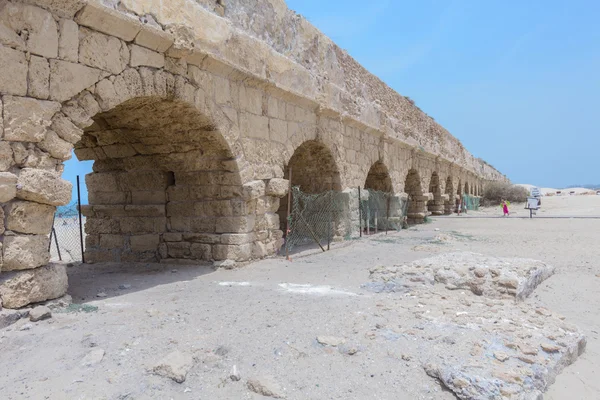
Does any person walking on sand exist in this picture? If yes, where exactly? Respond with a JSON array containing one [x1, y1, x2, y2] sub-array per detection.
[[501, 200, 510, 217], [456, 197, 462, 216]]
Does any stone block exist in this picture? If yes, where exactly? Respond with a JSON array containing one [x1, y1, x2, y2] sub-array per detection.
[[252, 241, 268, 259], [0, 172, 18, 202], [102, 144, 137, 158], [239, 85, 263, 115], [0, 263, 68, 309], [189, 218, 217, 233], [134, 25, 174, 53], [58, 19, 79, 62], [130, 44, 165, 68], [51, 113, 83, 144], [256, 213, 280, 230], [5, 200, 55, 235], [220, 233, 255, 245], [131, 190, 166, 205], [242, 180, 266, 200], [182, 233, 221, 244], [21, 0, 86, 19], [88, 191, 128, 205], [49, 59, 107, 102], [83, 233, 98, 248], [190, 243, 211, 260], [220, 185, 243, 199], [85, 249, 116, 264], [84, 218, 120, 234], [2, 96, 61, 142], [2, 234, 50, 271], [130, 234, 160, 252], [269, 118, 288, 143], [0, 3, 58, 58], [119, 217, 167, 234], [75, 3, 141, 42], [17, 168, 72, 206], [39, 130, 73, 160], [215, 216, 256, 233], [266, 178, 289, 197], [241, 113, 269, 139], [117, 170, 170, 191], [79, 27, 130, 75], [167, 242, 190, 258], [162, 232, 182, 242], [212, 244, 252, 262], [124, 205, 166, 217], [28, 56, 50, 99], [99, 234, 124, 249], [86, 172, 118, 192]]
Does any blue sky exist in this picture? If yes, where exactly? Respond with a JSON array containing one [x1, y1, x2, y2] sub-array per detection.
[[287, 0, 600, 188], [63, 0, 600, 203]]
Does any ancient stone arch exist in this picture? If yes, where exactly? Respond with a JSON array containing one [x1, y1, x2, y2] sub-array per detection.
[[276, 139, 341, 231], [427, 172, 444, 215], [464, 182, 470, 196], [283, 140, 341, 194], [0, 0, 505, 308], [364, 161, 393, 193]]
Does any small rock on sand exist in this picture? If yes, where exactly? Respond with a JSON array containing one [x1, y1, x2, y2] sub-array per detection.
[[230, 365, 241, 381], [316, 336, 346, 347], [247, 377, 285, 398], [29, 306, 52, 322], [81, 349, 105, 367], [152, 350, 194, 383]]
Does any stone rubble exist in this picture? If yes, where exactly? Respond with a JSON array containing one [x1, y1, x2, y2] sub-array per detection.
[[367, 252, 585, 400], [28, 305, 52, 322], [152, 350, 194, 383], [247, 377, 286, 399]]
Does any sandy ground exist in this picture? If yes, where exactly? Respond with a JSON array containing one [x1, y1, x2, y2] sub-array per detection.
[[2, 196, 599, 399]]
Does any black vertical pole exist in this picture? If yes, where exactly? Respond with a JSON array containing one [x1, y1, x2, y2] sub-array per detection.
[[53, 227, 62, 261], [386, 194, 390, 235], [77, 175, 85, 263], [285, 167, 292, 260], [358, 186, 362, 237], [48, 214, 55, 252]]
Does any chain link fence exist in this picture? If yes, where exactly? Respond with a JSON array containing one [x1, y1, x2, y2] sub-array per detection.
[[282, 187, 409, 255], [463, 194, 480, 211], [50, 205, 85, 263], [360, 189, 408, 233]]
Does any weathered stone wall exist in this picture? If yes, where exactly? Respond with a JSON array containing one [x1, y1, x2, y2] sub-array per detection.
[[0, 0, 505, 307]]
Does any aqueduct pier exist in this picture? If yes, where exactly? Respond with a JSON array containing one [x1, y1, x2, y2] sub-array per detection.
[[0, 0, 505, 308]]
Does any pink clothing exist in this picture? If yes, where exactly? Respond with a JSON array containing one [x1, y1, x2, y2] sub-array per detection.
[[503, 204, 509, 214]]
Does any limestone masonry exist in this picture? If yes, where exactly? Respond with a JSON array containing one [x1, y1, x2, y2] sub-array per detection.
[[0, 0, 505, 307]]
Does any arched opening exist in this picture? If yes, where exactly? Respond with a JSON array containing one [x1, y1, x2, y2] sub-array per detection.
[[444, 176, 454, 214], [363, 161, 396, 233], [76, 97, 249, 264], [404, 169, 426, 224], [364, 161, 393, 193], [277, 140, 341, 232], [464, 182, 470, 196], [427, 172, 444, 215]]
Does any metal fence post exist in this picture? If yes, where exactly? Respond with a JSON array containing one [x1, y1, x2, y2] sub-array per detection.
[[358, 186, 362, 237], [285, 167, 293, 260], [77, 175, 85, 263]]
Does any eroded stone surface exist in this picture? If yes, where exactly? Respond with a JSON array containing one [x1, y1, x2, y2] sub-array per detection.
[[366, 253, 585, 400], [369, 252, 555, 301], [0, 263, 68, 309]]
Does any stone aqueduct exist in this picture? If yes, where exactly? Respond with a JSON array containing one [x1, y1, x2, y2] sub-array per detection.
[[0, 0, 504, 307]]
